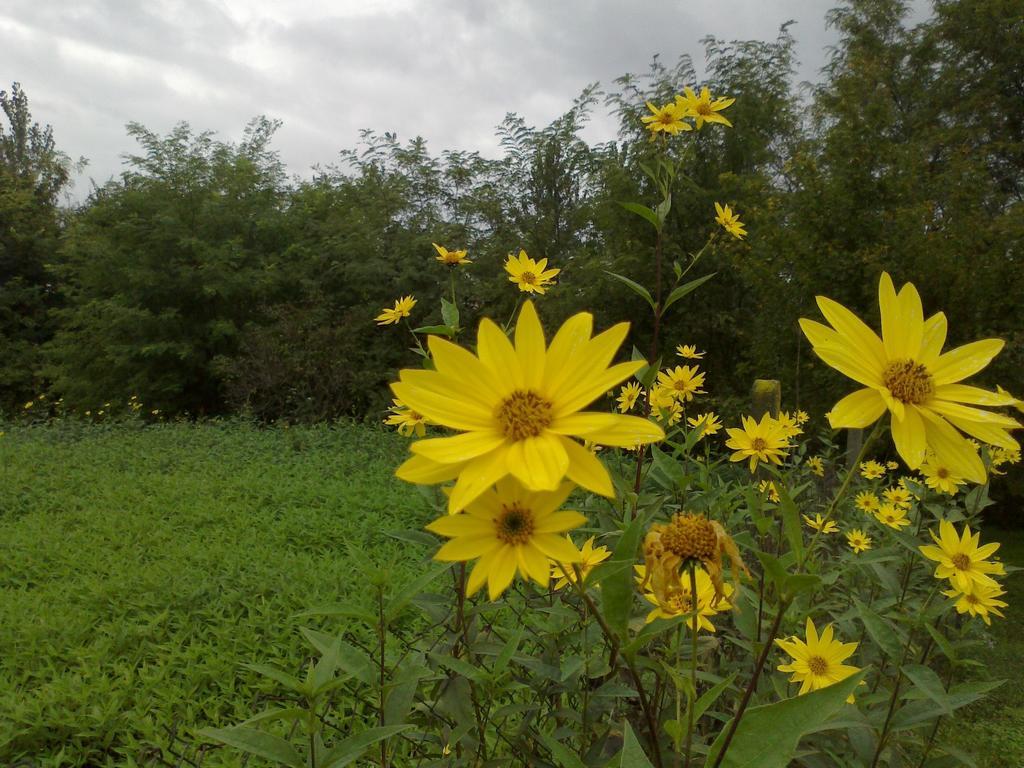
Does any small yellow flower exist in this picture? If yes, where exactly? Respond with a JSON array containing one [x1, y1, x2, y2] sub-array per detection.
[[860, 460, 886, 480], [874, 503, 911, 530], [854, 491, 880, 513], [650, 392, 683, 425], [919, 520, 1004, 593], [776, 411, 803, 439], [886, 461, 900, 470], [920, 455, 964, 495], [640, 100, 692, 136], [675, 86, 735, 129], [803, 513, 839, 534], [714, 202, 746, 239], [725, 413, 791, 472], [759, 479, 781, 503], [882, 486, 913, 509], [551, 536, 611, 590], [656, 365, 706, 403], [23, 400, 33, 409], [617, 381, 642, 413], [376, 295, 417, 325], [687, 411, 722, 438], [640, 565, 733, 632], [432, 243, 471, 266], [385, 398, 429, 437], [776, 617, 860, 702], [676, 344, 705, 360], [943, 582, 1008, 625], [807, 456, 825, 477], [846, 529, 873, 553], [504, 250, 559, 294], [794, 410, 810, 425]]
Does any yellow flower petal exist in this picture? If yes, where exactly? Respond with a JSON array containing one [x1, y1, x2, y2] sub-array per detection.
[[930, 339, 1005, 386], [412, 431, 506, 464], [562, 437, 614, 496], [828, 388, 886, 428]]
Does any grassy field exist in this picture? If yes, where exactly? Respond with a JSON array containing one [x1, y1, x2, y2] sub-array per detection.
[[0, 421, 431, 766], [0, 421, 1021, 766]]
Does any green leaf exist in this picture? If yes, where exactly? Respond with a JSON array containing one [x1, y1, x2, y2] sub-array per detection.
[[924, 623, 957, 663], [440, 297, 459, 329], [705, 671, 866, 768], [600, 514, 647, 640], [901, 664, 952, 716], [605, 271, 656, 312], [294, 604, 376, 623], [536, 730, 587, 768], [411, 324, 456, 337], [777, 484, 803, 564], [619, 202, 661, 231], [199, 726, 304, 767], [240, 707, 309, 727], [385, 562, 453, 622], [321, 725, 413, 768], [240, 663, 305, 694], [754, 551, 788, 594], [854, 599, 903, 660], [783, 573, 822, 599], [655, 194, 672, 225], [493, 626, 524, 675], [660, 272, 716, 315], [612, 721, 656, 767], [691, 672, 738, 724]]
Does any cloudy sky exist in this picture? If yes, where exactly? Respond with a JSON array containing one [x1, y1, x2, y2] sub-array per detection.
[[3, 0, 930, 199]]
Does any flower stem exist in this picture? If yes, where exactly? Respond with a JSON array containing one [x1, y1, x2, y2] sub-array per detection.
[[683, 562, 699, 768]]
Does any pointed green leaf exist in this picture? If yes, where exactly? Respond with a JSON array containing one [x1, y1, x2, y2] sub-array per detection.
[[613, 721, 656, 767], [660, 272, 716, 315], [605, 271, 656, 312], [600, 514, 647, 640], [321, 725, 413, 768], [440, 297, 459, 329], [199, 726, 304, 767], [619, 202, 661, 231], [901, 664, 952, 716]]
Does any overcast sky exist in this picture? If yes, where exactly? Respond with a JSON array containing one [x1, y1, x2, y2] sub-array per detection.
[[2, 0, 931, 199]]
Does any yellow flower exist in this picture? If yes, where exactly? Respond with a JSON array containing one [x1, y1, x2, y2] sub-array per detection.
[[714, 202, 746, 239], [687, 411, 722, 438], [676, 344, 705, 359], [886, 461, 900, 470], [551, 536, 611, 590], [392, 301, 664, 512], [794, 410, 810, 425], [759, 479, 781, 503], [640, 564, 733, 632], [655, 365, 706, 403], [675, 86, 735, 129], [725, 413, 791, 472], [776, 617, 860, 701], [23, 400, 33, 409], [426, 477, 584, 600], [800, 272, 1020, 483], [803, 513, 839, 534], [854, 491, 880, 513], [882, 486, 913, 509], [776, 411, 803, 439], [650, 392, 683, 426], [860, 460, 886, 480], [919, 455, 964, 495], [617, 381, 642, 413], [385, 398, 429, 437], [943, 582, 1008, 625], [433, 243, 471, 266], [504, 250, 559, 294], [375, 295, 417, 325], [640, 100, 691, 136], [875, 503, 911, 530], [919, 520, 1004, 593], [807, 456, 825, 477], [845, 529, 872, 553], [990, 446, 1021, 474]]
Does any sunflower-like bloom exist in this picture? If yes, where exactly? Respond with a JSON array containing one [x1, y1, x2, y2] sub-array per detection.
[[687, 411, 722, 438], [551, 536, 611, 590], [943, 582, 1008, 625], [656, 365, 706, 403], [759, 479, 781, 503], [637, 564, 733, 632], [714, 202, 746, 239], [991, 446, 1021, 475], [426, 477, 584, 600], [860, 460, 886, 479], [641, 513, 749, 607], [649, 391, 683, 425], [845, 529, 872, 553], [676, 344, 705, 359], [617, 381, 642, 413], [875, 503, 911, 530], [392, 301, 664, 512], [640, 101, 691, 136], [385, 398, 429, 437], [504, 250, 559, 294], [807, 456, 825, 477], [776, 411, 803, 439], [800, 273, 1020, 483], [776, 617, 860, 702], [433, 243, 471, 266], [882, 486, 913, 509], [803, 513, 839, 534], [675, 86, 735, 129], [725, 413, 791, 472], [920, 520, 1005, 593], [794, 410, 810, 425], [854, 491, 880, 513], [375, 295, 417, 325], [919, 455, 964, 495]]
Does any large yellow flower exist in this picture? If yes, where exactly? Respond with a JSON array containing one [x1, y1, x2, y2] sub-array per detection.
[[426, 477, 584, 600], [725, 413, 791, 472], [675, 87, 735, 129], [392, 301, 664, 512], [714, 202, 746, 240], [943, 582, 1007, 625], [504, 250, 559, 294], [800, 273, 1019, 483], [656, 365, 706, 402], [919, 520, 1004, 593], [776, 617, 860, 701], [640, 101, 691, 136]]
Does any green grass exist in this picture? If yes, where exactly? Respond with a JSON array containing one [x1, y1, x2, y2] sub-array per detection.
[[0, 420, 431, 766]]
